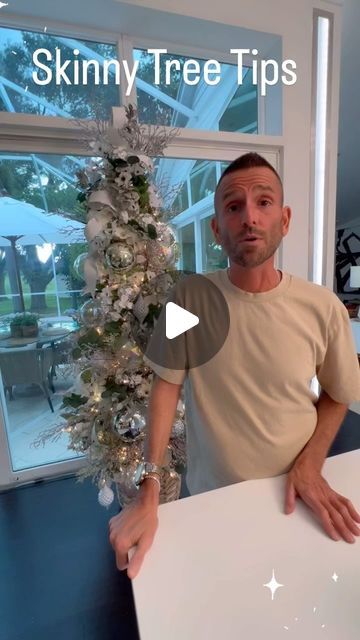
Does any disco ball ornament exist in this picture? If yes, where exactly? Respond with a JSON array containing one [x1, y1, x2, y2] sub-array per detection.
[[112, 410, 145, 442], [130, 412, 146, 436], [79, 298, 105, 327], [73, 252, 89, 280], [105, 243, 135, 272]]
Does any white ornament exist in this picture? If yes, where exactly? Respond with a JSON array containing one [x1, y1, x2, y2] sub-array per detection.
[[98, 484, 114, 507]]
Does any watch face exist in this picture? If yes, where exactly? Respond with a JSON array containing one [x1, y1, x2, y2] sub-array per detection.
[[134, 462, 145, 486]]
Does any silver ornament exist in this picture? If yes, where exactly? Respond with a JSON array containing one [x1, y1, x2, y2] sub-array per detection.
[[105, 243, 134, 272], [112, 411, 144, 442], [73, 252, 89, 280], [132, 293, 148, 324], [98, 484, 114, 507], [114, 461, 140, 506], [79, 298, 105, 327]]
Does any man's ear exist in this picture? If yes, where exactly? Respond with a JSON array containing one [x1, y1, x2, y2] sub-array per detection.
[[282, 206, 291, 236], [211, 215, 221, 243]]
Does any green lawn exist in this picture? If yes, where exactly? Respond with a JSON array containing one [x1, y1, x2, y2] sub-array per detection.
[[0, 275, 82, 317]]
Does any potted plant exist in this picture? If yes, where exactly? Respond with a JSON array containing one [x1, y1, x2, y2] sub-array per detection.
[[21, 312, 39, 337], [9, 313, 23, 338], [10, 313, 39, 338]]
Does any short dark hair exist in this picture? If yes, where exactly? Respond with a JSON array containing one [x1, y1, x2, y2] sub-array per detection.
[[215, 152, 283, 214]]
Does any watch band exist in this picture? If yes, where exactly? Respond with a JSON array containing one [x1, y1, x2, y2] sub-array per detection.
[[134, 461, 163, 489], [143, 462, 162, 476]]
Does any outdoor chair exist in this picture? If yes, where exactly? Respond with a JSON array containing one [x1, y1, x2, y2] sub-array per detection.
[[0, 346, 55, 412], [49, 338, 74, 391]]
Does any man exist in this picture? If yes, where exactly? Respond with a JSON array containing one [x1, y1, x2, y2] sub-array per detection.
[[109, 153, 360, 579]]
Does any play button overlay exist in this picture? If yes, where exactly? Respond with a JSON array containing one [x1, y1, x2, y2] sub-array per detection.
[[130, 269, 230, 371], [166, 302, 199, 339]]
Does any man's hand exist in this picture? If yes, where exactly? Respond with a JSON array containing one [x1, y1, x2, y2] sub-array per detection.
[[285, 460, 360, 543], [109, 481, 159, 579]]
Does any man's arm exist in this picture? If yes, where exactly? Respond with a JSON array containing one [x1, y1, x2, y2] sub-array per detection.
[[285, 389, 360, 542], [109, 373, 183, 579]]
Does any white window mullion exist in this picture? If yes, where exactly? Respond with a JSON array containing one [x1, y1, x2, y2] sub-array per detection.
[[309, 12, 332, 287], [194, 217, 202, 273], [118, 34, 137, 108]]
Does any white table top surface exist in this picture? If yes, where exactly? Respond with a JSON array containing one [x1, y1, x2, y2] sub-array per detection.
[[131, 449, 360, 640]]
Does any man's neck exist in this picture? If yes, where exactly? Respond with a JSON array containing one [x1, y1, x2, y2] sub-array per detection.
[[227, 265, 281, 293]]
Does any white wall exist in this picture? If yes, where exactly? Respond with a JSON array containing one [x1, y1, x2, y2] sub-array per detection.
[[337, 0, 360, 227]]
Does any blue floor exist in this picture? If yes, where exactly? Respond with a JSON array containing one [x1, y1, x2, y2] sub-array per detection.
[[0, 409, 359, 640]]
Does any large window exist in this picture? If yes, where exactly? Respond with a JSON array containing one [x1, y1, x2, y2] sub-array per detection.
[[135, 48, 258, 133], [155, 158, 229, 273], [0, 27, 120, 119], [178, 224, 196, 273], [201, 217, 228, 272], [0, 14, 282, 481]]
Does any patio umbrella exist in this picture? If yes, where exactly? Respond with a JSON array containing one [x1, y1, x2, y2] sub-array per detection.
[[0, 196, 85, 312]]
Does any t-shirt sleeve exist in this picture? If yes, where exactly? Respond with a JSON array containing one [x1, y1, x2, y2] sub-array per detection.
[[143, 354, 187, 385], [316, 296, 360, 403]]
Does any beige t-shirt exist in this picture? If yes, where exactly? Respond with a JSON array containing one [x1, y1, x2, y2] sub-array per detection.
[[144, 269, 360, 496]]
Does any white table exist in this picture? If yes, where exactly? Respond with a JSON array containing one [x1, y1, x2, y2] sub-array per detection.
[[131, 450, 360, 639]]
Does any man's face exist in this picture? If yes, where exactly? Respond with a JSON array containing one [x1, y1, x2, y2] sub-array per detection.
[[211, 167, 291, 268]]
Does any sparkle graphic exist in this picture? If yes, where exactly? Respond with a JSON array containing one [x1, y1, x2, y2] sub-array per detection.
[[44, 26, 47, 32], [0, 2, 9, 8], [24, 85, 28, 92], [263, 569, 284, 601], [332, 572, 338, 582], [11, 50, 17, 55], [283, 608, 326, 631]]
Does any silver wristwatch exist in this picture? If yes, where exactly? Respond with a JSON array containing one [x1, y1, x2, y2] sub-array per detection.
[[134, 461, 162, 489]]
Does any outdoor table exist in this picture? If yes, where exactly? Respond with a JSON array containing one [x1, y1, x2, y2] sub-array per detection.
[[131, 449, 360, 640], [0, 328, 72, 349]]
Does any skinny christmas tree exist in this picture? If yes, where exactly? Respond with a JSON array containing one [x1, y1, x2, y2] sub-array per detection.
[[36, 106, 186, 506]]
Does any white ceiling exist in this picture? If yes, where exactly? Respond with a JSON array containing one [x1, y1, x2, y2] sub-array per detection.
[[0, 0, 276, 56]]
